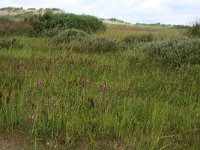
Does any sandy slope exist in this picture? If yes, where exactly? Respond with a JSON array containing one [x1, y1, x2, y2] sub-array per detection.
[[102, 19, 130, 25], [0, 9, 64, 16]]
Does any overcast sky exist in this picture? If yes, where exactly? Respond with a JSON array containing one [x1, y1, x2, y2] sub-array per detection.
[[0, 0, 199, 25]]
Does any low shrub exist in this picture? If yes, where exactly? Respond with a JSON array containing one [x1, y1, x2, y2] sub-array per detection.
[[144, 38, 200, 67], [0, 39, 12, 49], [0, 38, 24, 50], [188, 21, 200, 38], [54, 32, 119, 53], [53, 29, 88, 44], [51, 27, 120, 52], [43, 27, 61, 37], [123, 33, 154, 44], [69, 36, 119, 53]]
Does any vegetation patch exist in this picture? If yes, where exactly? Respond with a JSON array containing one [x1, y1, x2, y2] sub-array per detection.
[[144, 38, 200, 67], [42, 27, 61, 37], [0, 8, 199, 149], [70, 36, 119, 52], [0, 38, 24, 50], [0, 20, 34, 36], [53, 29, 119, 52], [123, 33, 155, 44], [28, 12, 106, 34], [53, 29, 88, 44], [188, 20, 200, 37]]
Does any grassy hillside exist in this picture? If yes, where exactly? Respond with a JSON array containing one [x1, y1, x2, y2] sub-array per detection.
[[0, 11, 199, 149]]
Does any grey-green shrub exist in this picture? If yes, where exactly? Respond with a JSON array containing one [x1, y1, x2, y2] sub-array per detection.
[[71, 36, 119, 52], [144, 38, 200, 67], [89, 36, 118, 52], [123, 33, 154, 44], [53, 29, 88, 44], [43, 27, 61, 37], [188, 21, 200, 38]]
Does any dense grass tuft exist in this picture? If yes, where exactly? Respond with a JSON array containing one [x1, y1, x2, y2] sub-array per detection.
[[123, 33, 155, 44]]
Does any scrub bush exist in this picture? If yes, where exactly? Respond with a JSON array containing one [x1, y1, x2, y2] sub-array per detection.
[[0, 38, 24, 50], [69, 36, 119, 52], [123, 33, 154, 44], [28, 12, 106, 34], [144, 38, 200, 67], [53, 29, 88, 44]]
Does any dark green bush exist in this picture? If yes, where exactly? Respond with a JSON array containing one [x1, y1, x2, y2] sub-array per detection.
[[0, 39, 12, 49], [0, 38, 24, 50], [144, 38, 200, 67], [123, 33, 154, 44], [188, 21, 200, 37], [28, 12, 106, 34], [53, 29, 88, 44]]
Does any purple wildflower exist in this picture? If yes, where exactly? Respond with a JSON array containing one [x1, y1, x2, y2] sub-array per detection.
[[28, 114, 35, 121], [36, 79, 40, 87]]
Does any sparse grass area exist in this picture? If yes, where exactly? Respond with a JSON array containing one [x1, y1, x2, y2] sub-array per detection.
[[0, 13, 200, 149], [97, 26, 186, 41]]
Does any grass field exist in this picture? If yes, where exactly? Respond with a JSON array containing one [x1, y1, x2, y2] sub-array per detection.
[[0, 13, 200, 149]]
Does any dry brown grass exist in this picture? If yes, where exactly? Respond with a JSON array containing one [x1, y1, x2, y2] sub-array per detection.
[[98, 27, 185, 41]]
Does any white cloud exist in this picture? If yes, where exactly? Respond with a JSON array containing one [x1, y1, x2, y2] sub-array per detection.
[[139, 0, 163, 10], [0, 0, 200, 25]]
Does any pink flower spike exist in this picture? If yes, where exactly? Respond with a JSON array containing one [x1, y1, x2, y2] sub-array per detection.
[[36, 79, 40, 87], [28, 114, 35, 121]]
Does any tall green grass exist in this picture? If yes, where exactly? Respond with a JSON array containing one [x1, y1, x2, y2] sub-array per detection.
[[0, 33, 199, 149], [0, 14, 199, 149]]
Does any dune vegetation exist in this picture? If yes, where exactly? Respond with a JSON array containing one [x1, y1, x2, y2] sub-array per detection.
[[0, 9, 200, 149]]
